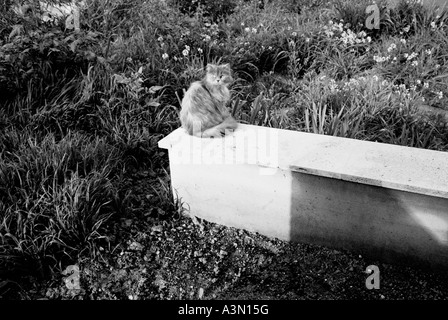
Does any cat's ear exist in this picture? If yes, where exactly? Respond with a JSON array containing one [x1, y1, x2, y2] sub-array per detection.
[[222, 63, 231, 71], [206, 64, 215, 73]]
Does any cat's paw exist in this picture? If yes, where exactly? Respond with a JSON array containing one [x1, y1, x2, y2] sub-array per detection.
[[201, 127, 224, 139]]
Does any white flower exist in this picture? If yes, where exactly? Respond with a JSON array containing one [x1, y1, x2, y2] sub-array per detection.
[[305, 37, 310, 42], [182, 49, 189, 56], [400, 38, 407, 44], [406, 52, 418, 60], [437, 91, 443, 99], [423, 82, 429, 89], [292, 32, 297, 37], [403, 25, 410, 33], [162, 53, 168, 60], [425, 49, 433, 55], [157, 36, 163, 42], [252, 28, 257, 33], [411, 61, 418, 67], [185, 45, 190, 51], [198, 48, 203, 54], [387, 43, 397, 52], [373, 55, 390, 63], [416, 79, 421, 85], [431, 21, 437, 29], [366, 36, 371, 43], [244, 27, 250, 32]]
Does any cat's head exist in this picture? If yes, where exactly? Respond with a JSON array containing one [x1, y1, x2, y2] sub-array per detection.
[[205, 63, 233, 86]]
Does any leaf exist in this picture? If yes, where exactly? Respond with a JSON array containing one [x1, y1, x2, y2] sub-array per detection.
[[149, 86, 164, 94], [64, 35, 75, 42], [113, 74, 127, 84], [69, 39, 80, 52], [48, 47, 60, 55], [432, 73, 448, 81], [147, 101, 161, 107], [0, 281, 11, 289], [231, 98, 245, 117], [250, 92, 264, 125], [87, 31, 99, 38], [8, 25, 23, 40]]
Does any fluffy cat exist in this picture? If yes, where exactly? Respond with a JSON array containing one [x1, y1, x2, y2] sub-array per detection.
[[180, 63, 238, 138]]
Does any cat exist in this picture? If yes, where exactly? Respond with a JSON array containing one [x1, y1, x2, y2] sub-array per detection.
[[180, 63, 238, 138]]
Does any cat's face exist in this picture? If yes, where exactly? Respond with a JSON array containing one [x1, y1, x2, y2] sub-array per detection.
[[205, 64, 233, 86]]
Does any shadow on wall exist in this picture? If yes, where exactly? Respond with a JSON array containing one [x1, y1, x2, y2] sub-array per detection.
[[289, 171, 448, 271]]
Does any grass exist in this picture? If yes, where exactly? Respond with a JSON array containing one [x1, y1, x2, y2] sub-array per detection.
[[1, 0, 448, 298]]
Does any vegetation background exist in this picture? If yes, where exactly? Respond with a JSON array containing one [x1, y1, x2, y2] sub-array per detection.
[[1, 0, 448, 299]]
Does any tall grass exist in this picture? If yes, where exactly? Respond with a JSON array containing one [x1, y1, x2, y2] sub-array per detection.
[[0, 132, 126, 277]]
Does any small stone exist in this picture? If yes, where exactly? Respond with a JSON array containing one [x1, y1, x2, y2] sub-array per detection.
[[153, 275, 166, 290], [151, 225, 163, 233], [129, 241, 144, 251]]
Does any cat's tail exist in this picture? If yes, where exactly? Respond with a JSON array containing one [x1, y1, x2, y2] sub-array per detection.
[[200, 117, 238, 138]]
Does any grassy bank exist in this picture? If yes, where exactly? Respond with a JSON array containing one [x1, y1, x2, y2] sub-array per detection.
[[1, 0, 448, 299]]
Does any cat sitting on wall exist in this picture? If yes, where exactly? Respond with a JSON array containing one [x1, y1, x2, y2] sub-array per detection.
[[180, 63, 238, 138]]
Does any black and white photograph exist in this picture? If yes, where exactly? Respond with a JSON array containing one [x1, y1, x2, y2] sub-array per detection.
[[1, 0, 448, 309]]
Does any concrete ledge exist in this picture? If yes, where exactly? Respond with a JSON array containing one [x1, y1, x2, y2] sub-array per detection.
[[158, 124, 448, 270]]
